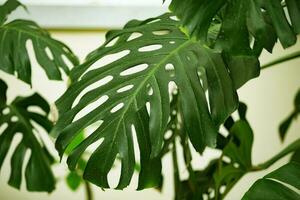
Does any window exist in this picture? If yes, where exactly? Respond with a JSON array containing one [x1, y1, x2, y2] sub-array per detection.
[[4, 0, 171, 29]]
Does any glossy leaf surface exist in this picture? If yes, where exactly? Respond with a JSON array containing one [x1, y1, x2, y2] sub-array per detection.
[[52, 13, 243, 189]]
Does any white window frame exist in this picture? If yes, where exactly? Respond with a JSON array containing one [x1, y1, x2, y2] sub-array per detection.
[[5, 0, 170, 29]]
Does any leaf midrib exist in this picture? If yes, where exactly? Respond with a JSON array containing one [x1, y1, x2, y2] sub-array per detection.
[[104, 39, 196, 161], [0, 24, 64, 54]]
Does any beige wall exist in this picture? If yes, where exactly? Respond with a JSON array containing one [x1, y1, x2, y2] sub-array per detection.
[[0, 31, 299, 200]]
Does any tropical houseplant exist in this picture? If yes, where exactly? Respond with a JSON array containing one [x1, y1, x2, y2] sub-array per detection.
[[0, 0, 300, 199]]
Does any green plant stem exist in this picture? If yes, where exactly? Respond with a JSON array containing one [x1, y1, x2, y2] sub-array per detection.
[[172, 140, 180, 200], [219, 138, 300, 199], [84, 181, 93, 200], [261, 50, 300, 70], [251, 138, 300, 171]]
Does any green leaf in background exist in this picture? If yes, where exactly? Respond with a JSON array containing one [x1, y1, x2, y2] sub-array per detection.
[[279, 89, 300, 141], [242, 162, 300, 200], [223, 120, 253, 169], [0, 79, 55, 192], [213, 103, 254, 198], [0, 0, 79, 85], [52, 13, 241, 189], [0, 0, 24, 25], [66, 171, 82, 191], [170, 0, 299, 50]]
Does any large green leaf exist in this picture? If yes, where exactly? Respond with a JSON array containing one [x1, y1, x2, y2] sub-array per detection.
[[0, 79, 55, 192], [0, 0, 79, 84], [169, 0, 299, 50], [242, 162, 300, 200], [52, 13, 241, 189]]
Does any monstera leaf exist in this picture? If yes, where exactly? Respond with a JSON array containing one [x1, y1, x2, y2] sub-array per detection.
[[242, 162, 300, 200], [169, 0, 299, 50], [213, 103, 254, 198], [51, 13, 248, 189], [0, 79, 55, 192], [0, 0, 79, 84]]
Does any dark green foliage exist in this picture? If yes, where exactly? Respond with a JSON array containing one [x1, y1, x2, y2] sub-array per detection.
[[242, 162, 300, 200], [171, 103, 255, 199], [0, 0, 299, 198], [52, 13, 246, 189], [0, 79, 55, 192], [169, 0, 299, 50], [0, 0, 79, 85]]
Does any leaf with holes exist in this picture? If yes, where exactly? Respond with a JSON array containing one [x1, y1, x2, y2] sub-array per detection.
[[52, 13, 240, 189], [242, 162, 300, 200], [213, 103, 254, 198], [0, 0, 79, 85], [0, 79, 55, 192]]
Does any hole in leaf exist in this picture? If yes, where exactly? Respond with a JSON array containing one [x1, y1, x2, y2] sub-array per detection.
[[73, 95, 109, 122], [27, 106, 47, 115], [105, 37, 119, 47], [45, 47, 54, 60], [209, 190, 215, 199], [0, 123, 8, 135], [148, 87, 153, 96], [222, 156, 231, 163], [170, 16, 179, 21], [152, 30, 170, 36], [146, 18, 161, 24], [203, 194, 209, 200], [117, 85, 134, 93], [110, 103, 124, 113], [85, 120, 104, 137], [80, 50, 130, 80], [204, 89, 211, 113], [72, 76, 113, 108], [164, 130, 172, 140], [127, 32, 143, 41], [146, 102, 150, 114], [168, 81, 177, 95], [108, 154, 122, 188], [165, 63, 174, 71], [138, 44, 162, 52], [172, 110, 177, 116], [120, 64, 148, 76], [131, 124, 140, 166], [86, 138, 104, 153], [11, 116, 18, 122], [169, 41, 175, 44], [2, 107, 10, 115], [219, 185, 226, 194], [62, 55, 74, 70], [233, 163, 240, 168]]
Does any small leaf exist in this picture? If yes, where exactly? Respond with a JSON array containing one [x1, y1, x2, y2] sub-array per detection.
[[279, 112, 297, 141], [0, 16, 79, 84], [0, 79, 55, 192], [224, 120, 253, 169], [66, 172, 82, 191]]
